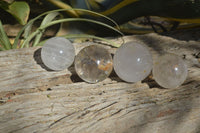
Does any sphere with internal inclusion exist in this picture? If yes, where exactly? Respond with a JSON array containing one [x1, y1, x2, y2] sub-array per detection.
[[113, 42, 153, 82], [75, 45, 113, 83], [153, 54, 188, 88], [41, 37, 75, 71]]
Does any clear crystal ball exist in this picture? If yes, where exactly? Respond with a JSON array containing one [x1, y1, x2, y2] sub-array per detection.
[[113, 42, 153, 82], [75, 45, 113, 83], [153, 54, 188, 88], [41, 37, 75, 71]]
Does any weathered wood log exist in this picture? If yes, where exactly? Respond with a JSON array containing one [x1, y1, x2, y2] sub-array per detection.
[[0, 47, 72, 97], [0, 33, 200, 133]]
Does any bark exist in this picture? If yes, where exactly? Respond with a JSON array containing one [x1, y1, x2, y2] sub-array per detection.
[[0, 33, 200, 133]]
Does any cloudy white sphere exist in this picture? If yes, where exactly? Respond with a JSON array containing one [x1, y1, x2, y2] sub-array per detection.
[[113, 42, 153, 82], [41, 37, 75, 71], [153, 54, 188, 88]]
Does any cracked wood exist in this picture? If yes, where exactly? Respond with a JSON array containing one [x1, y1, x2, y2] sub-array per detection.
[[0, 33, 200, 133]]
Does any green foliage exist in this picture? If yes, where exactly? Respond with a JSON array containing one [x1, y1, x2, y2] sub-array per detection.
[[0, 0, 30, 25], [32, 12, 61, 47], [0, 9, 123, 51], [0, 20, 11, 50]]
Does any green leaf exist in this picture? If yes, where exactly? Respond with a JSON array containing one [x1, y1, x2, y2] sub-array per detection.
[[21, 18, 123, 48], [3, 1, 30, 25], [23, 21, 33, 48], [32, 12, 60, 46], [41, 12, 60, 26], [0, 20, 11, 50], [13, 8, 123, 48]]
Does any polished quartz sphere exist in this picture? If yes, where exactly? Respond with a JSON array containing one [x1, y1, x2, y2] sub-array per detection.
[[75, 45, 113, 83], [41, 37, 75, 71], [153, 54, 188, 88], [113, 42, 153, 82]]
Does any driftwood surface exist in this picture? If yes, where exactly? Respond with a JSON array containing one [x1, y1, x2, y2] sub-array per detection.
[[0, 33, 200, 133]]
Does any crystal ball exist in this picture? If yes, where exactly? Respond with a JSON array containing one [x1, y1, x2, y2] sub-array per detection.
[[41, 37, 75, 71], [75, 45, 113, 83], [113, 42, 153, 82], [153, 54, 188, 88]]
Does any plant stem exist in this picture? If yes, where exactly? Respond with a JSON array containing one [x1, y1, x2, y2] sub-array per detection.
[[14, 9, 123, 49], [39, 18, 123, 37], [64, 34, 121, 47], [20, 30, 40, 48]]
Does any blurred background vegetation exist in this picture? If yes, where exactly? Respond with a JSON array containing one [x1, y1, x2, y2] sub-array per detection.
[[0, 0, 200, 51]]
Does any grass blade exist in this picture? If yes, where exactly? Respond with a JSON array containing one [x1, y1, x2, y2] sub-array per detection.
[[40, 18, 123, 37], [41, 12, 60, 26], [23, 21, 33, 48], [32, 12, 60, 47], [13, 8, 122, 49], [74, 8, 121, 30], [23, 18, 123, 48], [37, 34, 121, 47], [0, 20, 11, 50]]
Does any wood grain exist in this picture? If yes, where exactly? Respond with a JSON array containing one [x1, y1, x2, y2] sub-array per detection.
[[0, 33, 200, 133]]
